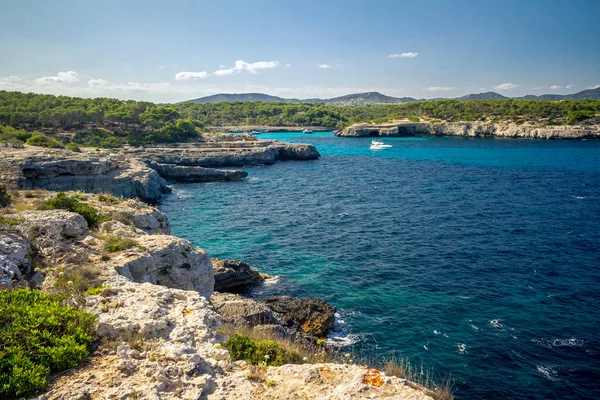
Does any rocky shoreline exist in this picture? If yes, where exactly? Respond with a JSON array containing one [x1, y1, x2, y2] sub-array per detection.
[[210, 125, 336, 133], [0, 191, 434, 399], [0, 133, 320, 203], [337, 121, 600, 139]]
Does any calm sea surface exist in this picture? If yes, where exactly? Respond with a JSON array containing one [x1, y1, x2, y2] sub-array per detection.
[[160, 132, 600, 399]]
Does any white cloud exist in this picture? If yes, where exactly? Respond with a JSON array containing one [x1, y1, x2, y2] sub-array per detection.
[[550, 85, 562, 90], [428, 86, 453, 91], [175, 71, 208, 80], [285, 64, 291, 67], [533, 86, 543, 90], [495, 83, 519, 90], [336, 63, 343, 68], [35, 71, 79, 84], [389, 52, 418, 58], [88, 78, 110, 87], [214, 60, 278, 76], [589, 84, 600, 90], [317, 64, 331, 69], [479, 87, 487, 91], [566, 84, 573, 89]]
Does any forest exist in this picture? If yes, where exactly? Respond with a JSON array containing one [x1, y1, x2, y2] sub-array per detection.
[[1, 90, 599, 148]]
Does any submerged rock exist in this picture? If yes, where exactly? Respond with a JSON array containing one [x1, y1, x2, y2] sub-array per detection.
[[212, 258, 263, 293]]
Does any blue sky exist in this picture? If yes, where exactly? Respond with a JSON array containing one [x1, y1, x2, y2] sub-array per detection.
[[1, 0, 599, 102]]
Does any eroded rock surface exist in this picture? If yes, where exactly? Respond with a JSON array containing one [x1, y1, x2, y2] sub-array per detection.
[[0, 231, 33, 289], [209, 363, 433, 400], [338, 121, 600, 139], [112, 235, 214, 298], [212, 258, 263, 293]]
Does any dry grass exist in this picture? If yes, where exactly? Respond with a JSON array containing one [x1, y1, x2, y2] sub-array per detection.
[[382, 354, 455, 400], [220, 323, 454, 399]]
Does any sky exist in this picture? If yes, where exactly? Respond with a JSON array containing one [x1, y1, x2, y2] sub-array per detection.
[[0, 0, 599, 103]]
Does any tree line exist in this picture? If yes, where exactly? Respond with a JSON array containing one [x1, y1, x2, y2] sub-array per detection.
[[1, 90, 599, 148]]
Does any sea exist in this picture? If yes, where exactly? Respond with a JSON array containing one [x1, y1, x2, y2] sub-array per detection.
[[159, 132, 600, 399]]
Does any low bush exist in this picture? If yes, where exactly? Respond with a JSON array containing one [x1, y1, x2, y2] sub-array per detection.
[[40, 193, 110, 228], [25, 132, 64, 149], [0, 289, 96, 399], [65, 143, 82, 152], [0, 184, 11, 207], [222, 333, 301, 367], [102, 235, 142, 253]]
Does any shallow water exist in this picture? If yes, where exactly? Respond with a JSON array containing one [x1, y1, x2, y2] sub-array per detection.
[[160, 132, 600, 399]]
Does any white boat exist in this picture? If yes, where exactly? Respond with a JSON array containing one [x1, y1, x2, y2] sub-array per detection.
[[302, 128, 313, 134], [370, 140, 392, 150], [250, 130, 262, 135]]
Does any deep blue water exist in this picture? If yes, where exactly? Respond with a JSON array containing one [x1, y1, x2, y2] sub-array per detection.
[[160, 132, 600, 399]]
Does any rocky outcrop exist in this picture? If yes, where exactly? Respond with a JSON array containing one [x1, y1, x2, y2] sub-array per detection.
[[0, 231, 33, 289], [262, 296, 336, 337], [0, 135, 319, 204], [209, 362, 433, 400], [337, 121, 600, 139], [212, 258, 264, 293], [147, 162, 248, 182], [40, 275, 228, 400], [211, 292, 337, 342], [112, 235, 214, 298], [0, 147, 169, 202]]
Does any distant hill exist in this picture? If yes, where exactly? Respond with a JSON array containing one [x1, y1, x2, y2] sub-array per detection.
[[457, 92, 508, 101], [187, 93, 290, 104], [322, 92, 417, 105], [184, 87, 600, 105]]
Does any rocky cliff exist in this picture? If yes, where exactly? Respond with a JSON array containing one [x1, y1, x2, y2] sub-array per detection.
[[337, 121, 600, 139], [0, 135, 320, 203], [0, 191, 434, 400]]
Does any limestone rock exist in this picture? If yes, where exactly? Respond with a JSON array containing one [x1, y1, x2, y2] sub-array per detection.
[[0, 147, 169, 202], [337, 121, 600, 139], [209, 363, 434, 399], [12, 210, 89, 239], [90, 197, 171, 234], [148, 162, 248, 182], [212, 258, 263, 293], [263, 296, 336, 337], [112, 235, 214, 298], [211, 292, 276, 326], [40, 275, 226, 400]]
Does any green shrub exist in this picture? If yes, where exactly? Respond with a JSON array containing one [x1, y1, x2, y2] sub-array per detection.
[[0, 289, 96, 399], [102, 235, 142, 253], [25, 132, 64, 149], [222, 333, 301, 367], [65, 143, 82, 152], [0, 184, 11, 207], [407, 116, 420, 123], [40, 193, 110, 228], [97, 194, 117, 203]]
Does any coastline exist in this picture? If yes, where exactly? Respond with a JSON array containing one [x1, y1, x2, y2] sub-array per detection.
[[336, 120, 600, 140], [0, 138, 441, 398]]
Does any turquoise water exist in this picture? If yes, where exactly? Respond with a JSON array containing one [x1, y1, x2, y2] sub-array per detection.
[[160, 132, 600, 399]]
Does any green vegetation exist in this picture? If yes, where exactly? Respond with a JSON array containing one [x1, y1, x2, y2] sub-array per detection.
[[1, 91, 599, 149], [41, 192, 110, 228], [102, 235, 142, 253], [52, 265, 104, 298], [0, 289, 96, 399], [25, 131, 64, 148], [65, 142, 82, 152], [0, 184, 11, 207], [0, 216, 24, 226], [222, 333, 301, 367]]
